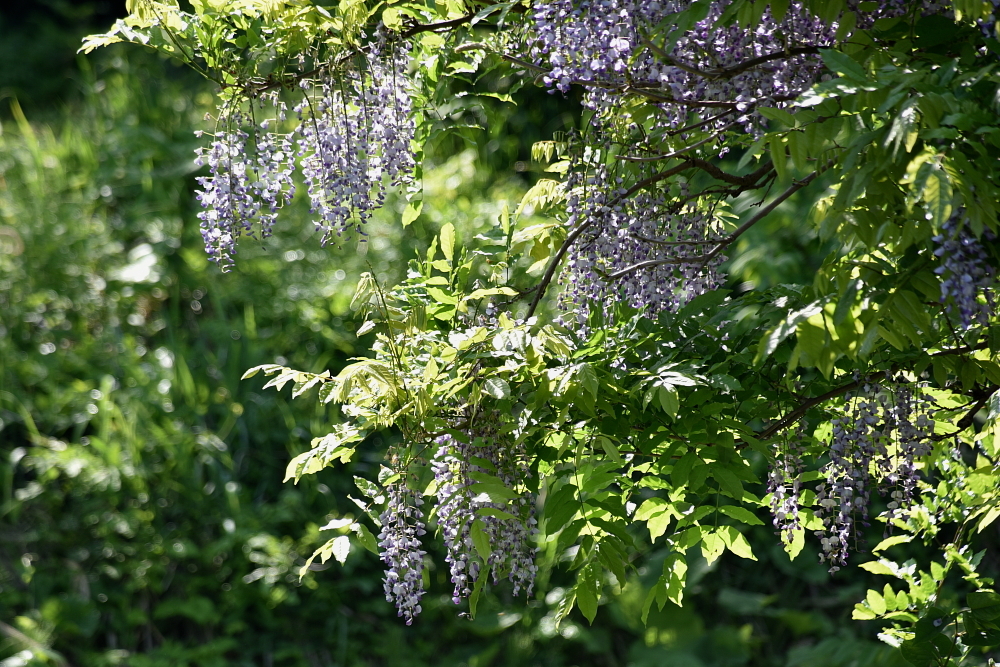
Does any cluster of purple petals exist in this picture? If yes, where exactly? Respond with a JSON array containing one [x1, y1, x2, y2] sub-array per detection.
[[377, 483, 427, 625], [530, 1, 954, 138], [813, 379, 934, 572], [768, 430, 804, 545], [933, 215, 996, 330], [193, 40, 415, 267], [294, 39, 416, 245], [430, 428, 537, 608], [194, 106, 296, 270], [530, 0, 838, 138], [559, 158, 724, 323], [880, 382, 933, 524]]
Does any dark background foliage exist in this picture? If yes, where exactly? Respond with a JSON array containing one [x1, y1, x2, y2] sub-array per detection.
[[0, 2, 985, 666]]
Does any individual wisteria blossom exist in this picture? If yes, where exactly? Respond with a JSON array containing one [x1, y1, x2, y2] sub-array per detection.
[[430, 423, 537, 608], [933, 214, 996, 330], [812, 378, 935, 571], [378, 482, 427, 624]]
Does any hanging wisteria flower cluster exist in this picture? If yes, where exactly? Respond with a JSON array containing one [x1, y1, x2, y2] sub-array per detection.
[[430, 425, 537, 605], [806, 377, 935, 572], [557, 147, 727, 322], [933, 213, 997, 330], [529, 0, 838, 138], [529, 0, 953, 136], [295, 38, 416, 245], [193, 38, 416, 269], [375, 419, 536, 622], [194, 105, 296, 270], [378, 482, 428, 625], [768, 427, 805, 546]]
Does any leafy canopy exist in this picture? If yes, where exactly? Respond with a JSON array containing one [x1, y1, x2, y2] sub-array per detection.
[[86, 1, 1000, 663]]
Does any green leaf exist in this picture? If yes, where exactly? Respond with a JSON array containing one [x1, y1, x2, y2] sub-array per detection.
[[597, 436, 622, 463], [701, 530, 726, 565], [470, 518, 492, 562], [721, 526, 757, 560], [331, 535, 351, 564], [647, 508, 675, 542], [968, 590, 1000, 621], [718, 506, 764, 526], [352, 523, 379, 555], [658, 386, 679, 417], [922, 165, 953, 227], [866, 588, 887, 615], [783, 526, 805, 560], [664, 555, 687, 607], [756, 303, 823, 363], [769, 0, 789, 21], [468, 564, 490, 619], [899, 639, 935, 667], [635, 497, 670, 521], [576, 575, 599, 624], [543, 484, 579, 533], [712, 468, 744, 501], [354, 476, 380, 498], [402, 200, 423, 226], [483, 377, 511, 400], [873, 534, 912, 553], [440, 222, 456, 262], [978, 505, 1000, 533], [475, 506, 518, 520], [819, 48, 868, 82], [852, 604, 878, 620]]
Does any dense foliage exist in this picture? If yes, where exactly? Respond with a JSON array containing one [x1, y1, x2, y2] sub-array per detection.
[[10, 0, 1000, 664]]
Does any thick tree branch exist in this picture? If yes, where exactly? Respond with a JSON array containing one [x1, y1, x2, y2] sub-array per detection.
[[709, 45, 823, 78], [757, 371, 890, 442], [617, 123, 737, 162], [400, 14, 479, 38]]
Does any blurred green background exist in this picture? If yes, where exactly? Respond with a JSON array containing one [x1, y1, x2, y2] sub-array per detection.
[[0, 3, 924, 666]]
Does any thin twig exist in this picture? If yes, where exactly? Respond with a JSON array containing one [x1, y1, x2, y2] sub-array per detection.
[[617, 123, 736, 162], [605, 165, 812, 281], [525, 161, 693, 317]]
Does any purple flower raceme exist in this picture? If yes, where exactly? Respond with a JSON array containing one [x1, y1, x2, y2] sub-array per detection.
[[430, 424, 537, 608], [557, 147, 726, 323], [808, 378, 935, 572], [378, 482, 427, 625], [933, 214, 996, 330], [193, 40, 415, 268], [769, 427, 805, 546], [194, 102, 297, 270], [294, 38, 416, 245]]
